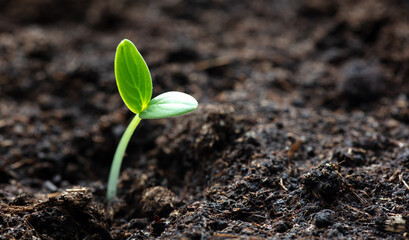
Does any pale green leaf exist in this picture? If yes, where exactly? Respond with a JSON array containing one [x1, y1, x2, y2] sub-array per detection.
[[139, 91, 198, 119], [115, 39, 152, 113]]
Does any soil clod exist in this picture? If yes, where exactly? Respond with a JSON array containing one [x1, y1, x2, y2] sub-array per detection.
[[301, 163, 345, 202]]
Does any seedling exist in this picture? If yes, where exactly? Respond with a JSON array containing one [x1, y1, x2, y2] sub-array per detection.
[[107, 39, 198, 202]]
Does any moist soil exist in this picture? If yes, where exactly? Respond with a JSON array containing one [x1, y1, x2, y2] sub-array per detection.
[[1, 0, 409, 239]]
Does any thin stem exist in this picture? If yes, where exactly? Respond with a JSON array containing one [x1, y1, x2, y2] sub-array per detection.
[[106, 114, 141, 202]]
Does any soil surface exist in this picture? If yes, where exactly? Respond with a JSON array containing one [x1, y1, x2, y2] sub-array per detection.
[[1, 0, 409, 239]]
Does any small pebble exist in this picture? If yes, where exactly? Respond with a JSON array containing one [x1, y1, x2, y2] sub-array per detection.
[[43, 180, 58, 192], [315, 209, 336, 228]]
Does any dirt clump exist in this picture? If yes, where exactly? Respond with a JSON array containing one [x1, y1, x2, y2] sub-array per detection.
[[301, 163, 346, 202]]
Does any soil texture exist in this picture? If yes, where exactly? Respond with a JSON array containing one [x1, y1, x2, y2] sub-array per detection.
[[1, 0, 409, 239]]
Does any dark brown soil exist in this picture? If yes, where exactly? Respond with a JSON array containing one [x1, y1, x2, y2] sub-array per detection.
[[1, 0, 409, 239]]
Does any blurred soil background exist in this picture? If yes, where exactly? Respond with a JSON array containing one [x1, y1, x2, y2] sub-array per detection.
[[1, 0, 409, 239]]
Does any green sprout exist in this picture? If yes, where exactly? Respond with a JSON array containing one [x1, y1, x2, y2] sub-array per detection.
[[107, 39, 198, 202]]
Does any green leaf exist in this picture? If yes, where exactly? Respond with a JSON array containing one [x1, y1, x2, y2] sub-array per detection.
[[139, 91, 198, 119], [115, 39, 152, 114]]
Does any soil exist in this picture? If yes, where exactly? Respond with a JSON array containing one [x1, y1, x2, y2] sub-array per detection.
[[1, 0, 409, 239]]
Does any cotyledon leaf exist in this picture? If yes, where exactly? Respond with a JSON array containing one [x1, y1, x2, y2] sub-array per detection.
[[139, 91, 198, 119], [115, 39, 152, 114]]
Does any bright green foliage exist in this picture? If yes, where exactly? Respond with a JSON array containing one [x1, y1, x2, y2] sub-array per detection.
[[107, 39, 198, 202], [115, 39, 152, 113], [140, 91, 198, 119]]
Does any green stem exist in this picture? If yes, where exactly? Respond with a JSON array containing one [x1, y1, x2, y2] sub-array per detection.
[[106, 114, 141, 202]]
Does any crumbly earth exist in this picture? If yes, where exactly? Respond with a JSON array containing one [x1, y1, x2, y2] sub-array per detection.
[[1, 0, 409, 239]]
